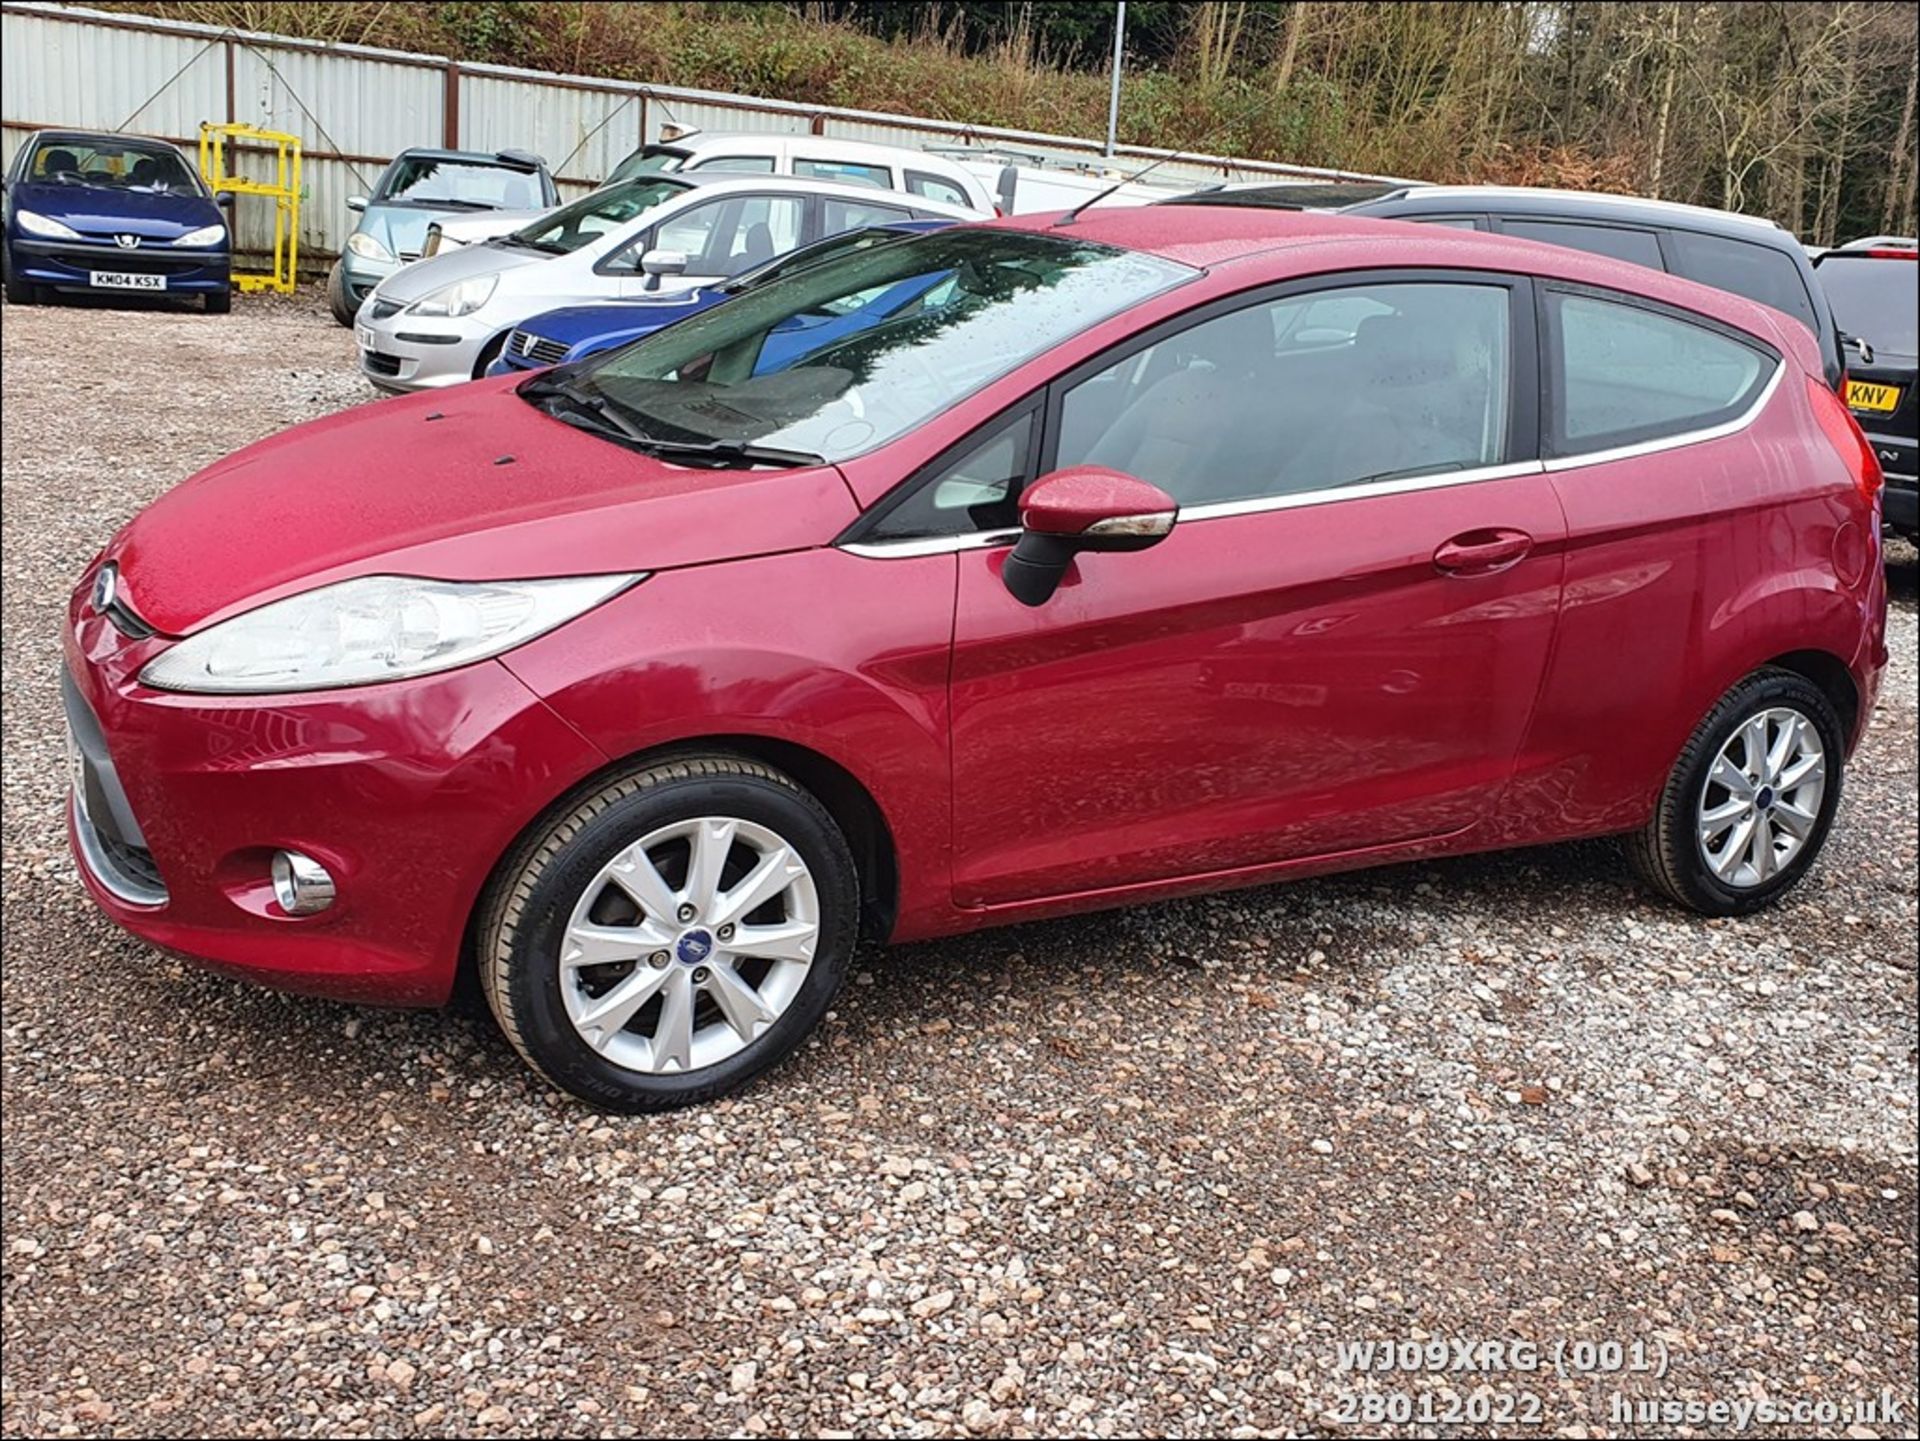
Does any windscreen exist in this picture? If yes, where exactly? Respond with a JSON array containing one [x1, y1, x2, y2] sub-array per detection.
[[560, 228, 1195, 463], [507, 179, 687, 256], [29, 138, 200, 194], [379, 156, 541, 209], [1817, 256, 1919, 356]]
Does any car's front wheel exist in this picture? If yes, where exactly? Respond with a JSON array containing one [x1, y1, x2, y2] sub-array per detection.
[[1627, 668, 1846, 915], [479, 755, 859, 1111], [325, 258, 358, 327]]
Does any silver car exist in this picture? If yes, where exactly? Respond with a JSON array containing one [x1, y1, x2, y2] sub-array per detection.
[[355, 172, 985, 391]]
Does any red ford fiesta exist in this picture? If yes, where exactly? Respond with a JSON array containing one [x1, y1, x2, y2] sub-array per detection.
[[66, 205, 1888, 1109]]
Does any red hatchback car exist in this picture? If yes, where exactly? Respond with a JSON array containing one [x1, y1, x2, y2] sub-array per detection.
[[66, 207, 1887, 1109]]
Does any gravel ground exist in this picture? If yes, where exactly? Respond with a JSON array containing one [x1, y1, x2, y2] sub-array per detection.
[[3, 291, 1916, 1439]]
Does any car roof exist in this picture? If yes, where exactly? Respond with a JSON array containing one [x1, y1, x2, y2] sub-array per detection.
[[659, 171, 978, 212], [1346, 184, 1788, 238], [993, 204, 1816, 365], [666, 131, 966, 168]]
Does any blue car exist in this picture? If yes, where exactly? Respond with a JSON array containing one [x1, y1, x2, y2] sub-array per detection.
[[2, 129, 232, 312], [488, 218, 953, 376]]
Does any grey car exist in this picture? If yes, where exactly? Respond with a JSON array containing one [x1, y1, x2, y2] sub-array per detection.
[[326, 148, 555, 326]]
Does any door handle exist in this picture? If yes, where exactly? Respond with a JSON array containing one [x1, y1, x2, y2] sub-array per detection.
[[1433, 528, 1534, 575]]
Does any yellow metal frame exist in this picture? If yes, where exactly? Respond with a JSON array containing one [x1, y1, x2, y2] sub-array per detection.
[[198, 122, 301, 294]]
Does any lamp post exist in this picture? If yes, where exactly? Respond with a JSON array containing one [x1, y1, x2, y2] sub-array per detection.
[[1105, 2, 1127, 158]]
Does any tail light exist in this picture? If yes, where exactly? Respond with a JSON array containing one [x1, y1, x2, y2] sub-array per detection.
[[993, 204, 1006, 218], [1859, 248, 1917, 259], [1807, 375, 1883, 503]]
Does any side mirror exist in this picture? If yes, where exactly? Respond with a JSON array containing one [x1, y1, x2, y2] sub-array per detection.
[[215, 191, 236, 209], [346, 195, 368, 213], [1001, 467, 1177, 607], [640, 248, 689, 278]]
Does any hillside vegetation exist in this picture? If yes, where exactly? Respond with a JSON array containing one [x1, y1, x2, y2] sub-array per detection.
[[110, 1, 1917, 241]]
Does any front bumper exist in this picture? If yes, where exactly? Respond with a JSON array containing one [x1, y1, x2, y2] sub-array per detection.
[[355, 302, 493, 391], [339, 252, 400, 309], [10, 235, 229, 294], [63, 579, 606, 1006]]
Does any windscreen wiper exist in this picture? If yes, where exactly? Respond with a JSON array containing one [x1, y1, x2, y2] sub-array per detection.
[[519, 375, 651, 443], [628, 438, 826, 469]]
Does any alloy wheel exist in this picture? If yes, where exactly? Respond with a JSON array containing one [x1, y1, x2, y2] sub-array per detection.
[[559, 816, 820, 1074], [1696, 706, 1827, 889]]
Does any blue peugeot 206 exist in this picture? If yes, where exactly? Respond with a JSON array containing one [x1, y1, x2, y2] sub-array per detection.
[[2, 129, 232, 312], [487, 218, 954, 376]]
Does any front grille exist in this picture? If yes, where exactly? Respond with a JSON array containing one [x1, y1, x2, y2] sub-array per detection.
[[62, 668, 167, 907], [366, 298, 404, 321], [38, 244, 208, 276], [361, 350, 403, 377], [507, 329, 569, 366]]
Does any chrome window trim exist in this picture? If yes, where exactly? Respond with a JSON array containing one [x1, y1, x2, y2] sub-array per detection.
[[1542, 360, 1783, 474], [841, 527, 1021, 560], [1180, 459, 1544, 524]]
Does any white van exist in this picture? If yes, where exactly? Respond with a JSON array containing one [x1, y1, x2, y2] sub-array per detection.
[[606, 131, 996, 214], [425, 131, 995, 254]]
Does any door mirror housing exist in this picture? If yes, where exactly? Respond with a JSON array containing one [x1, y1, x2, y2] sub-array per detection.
[[215, 190, 236, 209], [346, 195, 369, 213], [1002, 467, 1177, 607], [640, 248, 689, 277]]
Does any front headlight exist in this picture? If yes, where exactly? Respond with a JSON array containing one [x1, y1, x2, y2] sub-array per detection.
[[15, 209, 80, 240], [139, 573, 641, 695], [346, 231, 393, 262], [173, 223, 226, 248], [407, 274, 497, 318]]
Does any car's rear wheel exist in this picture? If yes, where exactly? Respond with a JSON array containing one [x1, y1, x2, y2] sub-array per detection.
[[478, 755, 858, 1111], [1627, 668, 1845, 915], [325, 259, 358, 327]]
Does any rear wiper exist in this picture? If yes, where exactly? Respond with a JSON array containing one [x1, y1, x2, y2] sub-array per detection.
[[629, 438, 826, 469]]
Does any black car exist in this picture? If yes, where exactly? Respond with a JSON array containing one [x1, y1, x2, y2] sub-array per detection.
[[1813, 240, 1917, 537], [1171, 184, 1847, 391]]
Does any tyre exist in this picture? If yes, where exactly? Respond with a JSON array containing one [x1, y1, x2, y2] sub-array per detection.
[[479, 754, 859, 1111], [4, 270, 39, 305], [203, 288, 231, 315], [1627, 667, 1845, 915], [471, 331, 508, 379], [325, 258, 358, 327]]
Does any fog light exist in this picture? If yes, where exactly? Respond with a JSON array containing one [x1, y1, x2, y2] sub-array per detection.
[[271, 850, 336, 915]]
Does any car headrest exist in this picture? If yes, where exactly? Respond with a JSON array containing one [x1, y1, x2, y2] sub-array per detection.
[[1352, 312, 1467, 389], [42, 147, 79, 175]]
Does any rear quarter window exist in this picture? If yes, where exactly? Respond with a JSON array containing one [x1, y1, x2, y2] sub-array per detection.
[[1544, 288, 1777, 456], [1501, 219, 1665, 271], [1666, 229, 1820, 336]]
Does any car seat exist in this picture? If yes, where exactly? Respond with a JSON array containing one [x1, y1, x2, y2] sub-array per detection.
[[40, 147, 80, 178]]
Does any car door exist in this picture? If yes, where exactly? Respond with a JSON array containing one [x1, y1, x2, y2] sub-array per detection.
[[942, 272, 1570, 907]]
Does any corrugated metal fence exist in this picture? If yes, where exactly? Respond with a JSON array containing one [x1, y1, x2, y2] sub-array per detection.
[[1, 0, 1401, 269]]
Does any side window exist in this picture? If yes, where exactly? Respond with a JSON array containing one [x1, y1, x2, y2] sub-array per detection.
[[655, 196, 803, 276], [1545, 290, 1774, 455], [1412, 215, 1486, 231], [906, 171, 970, 208], [867, 410, 1035, 540], [1664, 229, 1819, 336], [1054, 282, 1511, 507], [1501, 219, 1665, 271], [685, 155, 776, 174], [823, 197, 913, 233], [795, 158, 892, 190]]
